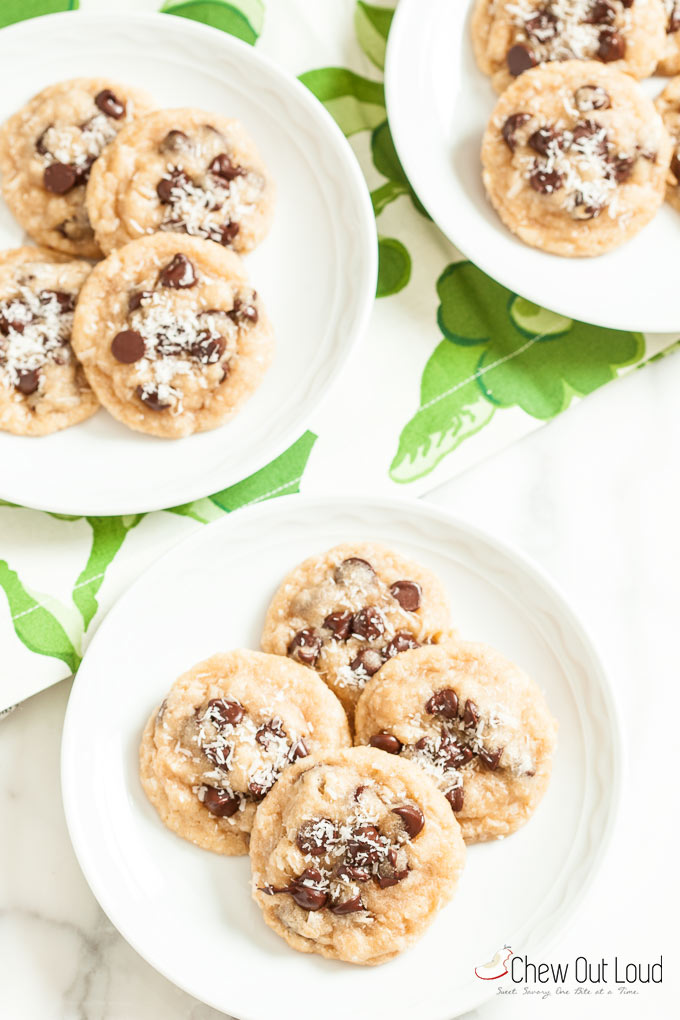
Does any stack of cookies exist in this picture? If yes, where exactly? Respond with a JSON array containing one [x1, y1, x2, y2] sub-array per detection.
[[473, 0, 680, 255], [140, 541, 558, 966], [0, 78, 274, 436]]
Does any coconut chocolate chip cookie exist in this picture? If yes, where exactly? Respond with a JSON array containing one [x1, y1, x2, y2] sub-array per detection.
[[0, 78, 154, 258], [354, 641, 557, 843], [472, 0, 666, 93], [655, 76, 680, 209], [71, 233, 273, 438], [657, 0, 680, 74], [481, 61, 671, 256], [261, 543, 453, 725], [86, 109, 274, 256], [139, 650, 351, 855], [249, 746, 465, 965], [0, 247, 97, 435]]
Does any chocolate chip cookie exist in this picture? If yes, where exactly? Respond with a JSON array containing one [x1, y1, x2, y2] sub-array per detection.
[[472, 0, 666, 94], [71, 233, 273, 438], [658, 0, 680, 74], [139, 650, 351, 856], [655, 76, 680, 209], [0, 246, 97, 435], [86, 109, 274, 256], [261, 543, 453, 725], [249, 746, 465, 964], [0, 78, 154, 258], [481, 60, 671, 256], [354, 641, 558, 843]]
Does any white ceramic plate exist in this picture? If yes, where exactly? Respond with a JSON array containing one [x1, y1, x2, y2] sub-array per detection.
[[385, 0, 678, 333], [61, 495, 621, 1020], [0, 13, 376, 515]]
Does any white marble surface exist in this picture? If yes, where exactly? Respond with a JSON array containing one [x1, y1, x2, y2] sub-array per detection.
[[1, 349, 679, 1019]]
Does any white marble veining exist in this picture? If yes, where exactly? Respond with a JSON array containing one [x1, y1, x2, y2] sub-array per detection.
[[1, 349, 679, 1019]]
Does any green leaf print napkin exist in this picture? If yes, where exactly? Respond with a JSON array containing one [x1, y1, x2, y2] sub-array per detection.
[[0, 0, 677, 709]]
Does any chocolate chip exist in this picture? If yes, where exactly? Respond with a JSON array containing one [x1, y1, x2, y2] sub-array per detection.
[[111, 329, 145, 364], [156, 169, 191, 204], [354, 785, 367, 801], [369, 732, 402, 754], [442, 739, 474, 769], [228, 296, 258, 325], [351, 606, 385, 641], [571, 193, 603, 220], [571, 119, 607, 153], [383, 631, 420, 658], [220, 222, 240, 246], [248, 775, 276, 800], [529, 166, 564, 194], [95, 89, 125, 119], [15, 369, 40, 395], [43, 162, 77, 194], [323, 610, 353, 640], [375, 853, 409, 888], [208, 697, 244, 726], [56, 215, 92, 242], [392, 803, 424, 839], [287, 628, 322, 666], [574, 84, 611, 113], [296, 817, 339, 855], [336, 863, 371, 883], [35, 126, 51, 155], [528, 127, 559, 157], [506, 43, 537, 77], [608, 154, 635, 183], [289, 739, 309, 761], [39, 289, 75, 313], [671, 152, 680, 182], [255, 718, 285, 747], [289, 868, 328, 911], [209, 153, 245, 182], [501, 112, 531, 153], [333, 557, 375, 586], [463, 699, 480, 729], [136, 385, 170, 411], [583, 0, 616, 24], [159, 129, 190, 153], [203, 786, 240, 817], [204, 742, 232, 770], [345, 824, 382, 866], [524, 10, 558, 41], [671, 4, 680, 32], [159, 253, 196, 289], [425, 687, 458, 719], [389, 580, 421, 611], [330, 895, 364, 915], [479, 746, 504, 771], [191, 333, 226, 363], [597, 27, 626, 62], [350, 647, 384, 677], [128, 290, 152, 312], [446, 787, 464, 812]]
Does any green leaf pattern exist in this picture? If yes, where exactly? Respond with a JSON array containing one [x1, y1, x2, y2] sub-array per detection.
[[160, 0, 264, 44]]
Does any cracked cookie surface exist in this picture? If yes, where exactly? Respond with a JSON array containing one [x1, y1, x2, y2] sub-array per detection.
[[481, 60, 671, 256], [261, 542, 453, 724], [354, 641, 558, 843], [0, 246, 97, 435], [0, 78, 154, 258], [86, 108, 274, 255], [249, 746, 465, 964], [71, 233, 273, 438], [139, 650, 351, 855]]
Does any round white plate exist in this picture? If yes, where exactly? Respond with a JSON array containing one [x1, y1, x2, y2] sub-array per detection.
[[0, 13, 376, 515], [385, 0, 678, 333], [62, 495, 621, 1020]]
